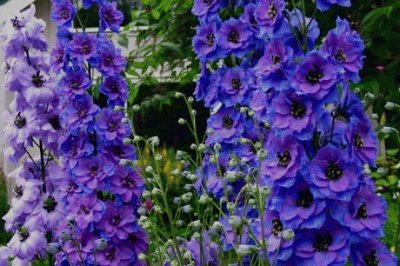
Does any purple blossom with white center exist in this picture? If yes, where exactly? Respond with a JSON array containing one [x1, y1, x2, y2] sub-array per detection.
[[69, 32, 97, 61], [291, 51, 338, 100], [321, 18, 364, 82], [98, 201, 136, 239], [331, 181, 387, 240], [96, 109, 130, 142], [220, 66, 251, 107], [308, 144, 360, 201], [99, 1, 124, 33], [8, 226, 47, 261], [217, 18, 252, 57]]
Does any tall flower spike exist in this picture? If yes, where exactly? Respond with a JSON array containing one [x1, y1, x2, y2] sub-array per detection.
[[0, 5, 64, 265], [50, 0, 147, 265]]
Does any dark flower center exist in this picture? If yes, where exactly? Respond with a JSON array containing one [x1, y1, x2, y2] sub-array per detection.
[[313, 233, 332, 252], [306, 68, 324, 84], [70, 79, 80, 89], [32, 71, 45, 87], [111, 84, 120, 92], [363, 250, 379, 266], [356, 202, 368, 219], [89, 164, 100, 176], [49, 116, 61, 130], [296, 188, 313, 208], [104, 56, 114, 66], [112, 214, 122, 225], [18, 227, 29, 242], [206, 34, 215, 46], [222, 116, 234, 129], [81, 43, 91, 54], [228, 30, 239, 43], [14, 185, 23, 199], [11, 17, 22, 28], [14, 113, 26, 129], [203, 0, 212, 6], [272, 55, 281, 65], [77, 106, 88, 118], [290, 100, 306, 119], [60, 9, 70, 19], [335, 49, 346, 62], [232, 78, 242, 90], [43, 196, 58, 213], [67, 181, 78, 192], [354, 133, 364, 148], [122, 177, 135, 188], [106, 248, 116, 260], [104, 12, 114, 22], [108, 121, 119, 132], [271, 219, 283, 236], [325, 161, 343, 181], [268, 4, 277, 19], [80, 205, 90, 214], [277, 150, 291, 167]]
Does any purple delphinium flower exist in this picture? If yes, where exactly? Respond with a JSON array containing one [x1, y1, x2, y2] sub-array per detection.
[[331, 181, 386, 240], [291, 51, 338, 100], [98, 201, 136, 239], [99, 1, 124, 33], [8, 179, 41, 217], [269, 178, 326, 230], [50, 41, 67, 73], [350, 239, 398, 266], [345, 120, 377, 166], [99, 75, 128, 106], [94, 244, 134, 266], [294, 219, 350, 266], [255, 0, 285, 32], [59, 130, 94, 168], [321, 18, 364, 83], [64, 95, 100, 128], [262, 135, 305, 187], [193, 22, 222, 61], [61, 67, 91, 96], [192, 0, 220, 22], [26, 194, 65, 231], [240, 4, 258, 33], [8, 226, 47, 261], [4, 108, 39, 146], [110, 166, 144, 202], [96, 109, 130, 142], [308, 144, 360, 201], [94, 38, 126, 77], [50, 0, 76, 28], [217, 18, 252, 57], [186, 231, 219, 266], [69, 32, 97, 62], [271, 89, 320, 140], [74, 155, 114, 190], [83, 0, 103, 9], [316, 0, 351, 11], [220, 66, 251, 107], [67, 193, 104, 229], [205, 106, 246, 145]]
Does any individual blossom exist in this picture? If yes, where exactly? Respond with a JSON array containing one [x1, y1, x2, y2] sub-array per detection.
[[96, 109, 130, 142], [99, 75, 128, 106], [193, 21, 222, 61], [291, 51, 338, 100], [308, 144, 360, 201], [220, 66, 251, 107], [4, 109, 39, 146], [50, 0, 77, 28], [240, 3, 258, 33], [294, 219, 350, 266], [217, 18, 252, 57], [350, 239, 398, 266], [255, 0, 285, 33], [192, 0, 220, 22], [98, 201, 136, 239], [7, 226, 47, 261], [94, 38, 126, 77], [50, 41, 67, 73], [69, 32, 97, 62], [316, 0, 351, 11], [61, 67, 91, 96], [64, 94, 100, 128], [110, 166, 144, 203], [99, 1, 124, 33], [345, 120, 377, 166], [321, 18, 364, 83], [7, 179, 42, 217], [186, 231, 218, 266], [74, 155, 114, 190], [94, 244, 134, 266], [331, 181, 386, 240], [67, 193, 104, 229]]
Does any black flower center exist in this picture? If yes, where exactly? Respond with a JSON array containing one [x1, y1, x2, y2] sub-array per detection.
[[306, 68, 324, 84], [206, 34, 214, 46], [325, 161, 343, 181], [89, 165, 100, 176], [108, 121, 118, 132], [222, 116, 233, 129], [290, 100, 306, 119], [60, 9, 70, 19], [14, 113, 26, 129], [104, 56, 114, 66], [228, 30, 239, 43], [272, 55, 281, 65], [43, 196, 58, 213], [112, 214, 122, 225], [106, 248, 116, 260], [363, 250, 379, 266], [203, 0, 212, 6], [335, 49, 346, 62], [77, 107, 87, 118], [356, 202, 368, 219], [296, 188, 313, 208], [49, 116, 61, 130], [18, 227, 29, 242], [67, 181, 78, 192], [32, 71, 45, 87], [232, 78, 242, 90], [122, 177, 135, 188], [277, 150, 291, 167], [272, 219, 283, 236], [81, 43, 91, 54], [268, 4, 277, 19], [354, 133, 364, 148], [80, 205, 90, 214], [14, 185, 23, 199], [11, 17, 22, 28], [313, 233, 332, 252]]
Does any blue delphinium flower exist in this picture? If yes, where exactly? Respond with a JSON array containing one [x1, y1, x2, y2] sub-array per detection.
[[99, 1, 124, 32], [220, 66, 251, 106], [192, 0, 220, 22], [316, 0, 351, 12], [217, 18, 252, 57], [350, 239, 398, 266], [50, 0, 76, 28], [193, 21, 222, 61]]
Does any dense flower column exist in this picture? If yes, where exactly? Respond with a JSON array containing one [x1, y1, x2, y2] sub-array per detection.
[[192, 0, 398, 265], [0, 5, 65, 265], [50, 0, 147, 265]]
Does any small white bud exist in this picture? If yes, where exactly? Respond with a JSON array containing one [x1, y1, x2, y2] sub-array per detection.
[[211, 221, 224, 231], [182, 205, 193, 213], [188, 96, 194, 103], [385, 102, 397, 110], [228, 215, 242, 228], [189, 220, 202, 230], [132, 104, 140, 111], [257, 149, 267, 159], [190, 143, 197, 150], [199, 194, 210, 204], [282, 229, 295, 240], [148, 136, 160, 146], [119, 159, 131, 166], [214, 143, 221, 152], [94, 239, 108, 251], [137, 207, 146, 216], [381, 126, 397, 134], [240, 138, 252, 144], [191, 109, 197, 116], [237, 245, 257, 257], [228, 158, 238, 167], [377, 167, 386, 175], [146, 166, 154, 173], [227, 202, 236, 212], [133, 135, 142, 142], [175, 92, 184, 98], [226, 171, 240, 182], [206, 128, 215, 134], [142, 190, 151, 198], [240, 107, 248, 113], [181, 192, 193, 203], [123, 138, 133, 145], [138, 253, 147, 260], [154, 205, 163, 213], [261, 186, 271, 197], [248, 110, 255, 117], [365, 92, 375, 99], [178, 118, 187, 125], [171, 169, 180, 175], [155, 154, 162, 161], [114, 106, 125, 111], [198, 144, 207, 152], [122, 118, 130, 123], [187, 174, 198, 181], [369, 113, 379, 119], [151, 188, 161, 196], [176, 220, 184, 227]]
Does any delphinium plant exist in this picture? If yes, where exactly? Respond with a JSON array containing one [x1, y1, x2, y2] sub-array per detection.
[[49, 0, 147, 265], [0, 5, 64, 265]]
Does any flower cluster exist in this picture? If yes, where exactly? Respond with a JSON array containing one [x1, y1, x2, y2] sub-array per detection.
[[0, 5, 64, 264], [50, 0, 147, 265], [192, 0, 397, 265]]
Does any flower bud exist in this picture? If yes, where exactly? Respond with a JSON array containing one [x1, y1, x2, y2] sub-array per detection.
[[214, 143, 221, 152], [123, 138, 133, 145], [227, 202, 236, 212], [122, 117, 130, 123], [184, 251, 193, 260], [381, 126, 397, 134], [151, 188, 161, 196], [148, 136, 160, 146], [226, 171, 240, 182], [178, 118, 187, 125], [257, 149, 267, 159], [228, 158, 238, 167], [114, 106, 125, 111], [146, 166, 154, 173], [155, 154, 162, 161], [189, 220, 202, 230], [132, 104, 140, 111], [211, 221, 224, 231], [176, 220, 184, 227], [198, 144, 206, 152], [385, 102, 398, 110], [137, 207, 146, 216], [190, 143, 197, 150], [188, 96, 194, 103], [182, 205, 193, 213], [138, 253, 147, 261], [248, 110, 255, 117], [199, 194, 210, 204], [60, 232, 72, 242], [240, 138, 252, 144], [282, 229, 295, 240], [260, 186, 271, 197], [191, 109, 197, 116], [175, 92, 184, 98], [181, 192, 193, 203], [228, 215, 242, 228], [240, 107, 248, 113], [237, 245, 257, 256], [206, 128, 215, 134]]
